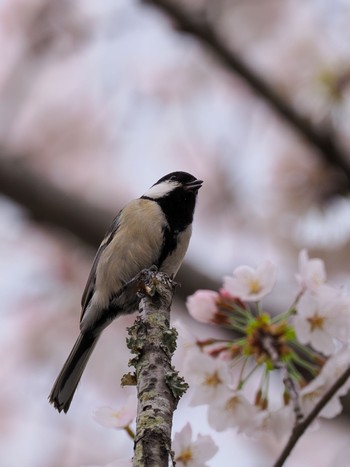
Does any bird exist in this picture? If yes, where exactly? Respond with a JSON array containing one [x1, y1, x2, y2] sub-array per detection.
[[48, 171, 203, 413]]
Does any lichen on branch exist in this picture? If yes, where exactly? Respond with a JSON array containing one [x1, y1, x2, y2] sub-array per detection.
[[124, 268, 188, 467]]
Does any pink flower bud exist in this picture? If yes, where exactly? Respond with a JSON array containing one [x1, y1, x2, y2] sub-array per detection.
[[186, 290, 220, 324]]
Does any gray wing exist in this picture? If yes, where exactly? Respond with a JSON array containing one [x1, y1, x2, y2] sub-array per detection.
[[80, 211, 122, 320]]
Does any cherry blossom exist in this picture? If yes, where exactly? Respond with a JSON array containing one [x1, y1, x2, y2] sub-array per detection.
[[173, 423, 218, 467], [296, 249, 326, 292], [294, 285, 350, 355], [223, 260, 277, 301], [184, 353, 230, 406], [94, 395, 137, 429], [300, 349, 350, 419], [252, 406, 295, 440], [186, 290, 220, 324], [207, 390, 258, 432], [172, 319, 203, 367]]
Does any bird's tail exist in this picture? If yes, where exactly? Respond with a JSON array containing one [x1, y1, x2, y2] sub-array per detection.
[[48, 332, 99, 413]]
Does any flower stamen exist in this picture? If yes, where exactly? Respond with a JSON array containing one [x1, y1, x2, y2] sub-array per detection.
[[307, 313, 325, 331], [204, 371, 222, 387]]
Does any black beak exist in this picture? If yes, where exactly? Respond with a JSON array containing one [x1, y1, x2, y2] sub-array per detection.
[[184, 179, 203, 192]]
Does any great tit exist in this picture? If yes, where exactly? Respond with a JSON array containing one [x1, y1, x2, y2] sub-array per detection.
[[49, 171, 202, 413]]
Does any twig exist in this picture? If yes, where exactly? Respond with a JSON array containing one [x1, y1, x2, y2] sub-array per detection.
[[273, 363, 350, 467], [262, 335, 302, 422], [126, 268, 188, 467], [142, 0, 350, 187]]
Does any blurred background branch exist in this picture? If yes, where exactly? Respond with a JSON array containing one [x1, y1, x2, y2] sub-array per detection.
[[143, 0, 350, 193]]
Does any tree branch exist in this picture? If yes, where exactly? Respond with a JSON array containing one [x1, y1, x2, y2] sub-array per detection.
[[142, 0, 350, 188], [125, 268, 188, 466], [0, 156, 110, 245], [273, 363, 350, 467]]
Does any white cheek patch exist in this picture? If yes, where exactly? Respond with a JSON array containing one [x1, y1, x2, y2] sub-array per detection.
[[143, 181, 178, 199]]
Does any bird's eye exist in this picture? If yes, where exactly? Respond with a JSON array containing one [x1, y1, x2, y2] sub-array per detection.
[[170, 175, 177, 181]]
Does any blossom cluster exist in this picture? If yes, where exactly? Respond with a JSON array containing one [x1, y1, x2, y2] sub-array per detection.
[[184, 250, 350, 438], [91, 250, 350, 465]]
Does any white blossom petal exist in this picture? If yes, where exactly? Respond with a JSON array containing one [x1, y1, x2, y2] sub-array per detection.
[[251, 406, 294, 440], [173, 423, 218, 467], [94, 395, 137, 429], [300, 348, 350, 419], [296, 249, 326, 292], [294, 285, 350, 355], [207, 391, 258, 432], [223, 260, 277, 301], [184, 353, 230, 407]]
